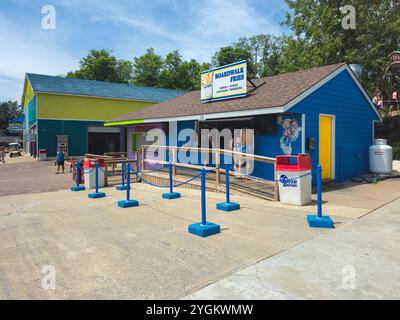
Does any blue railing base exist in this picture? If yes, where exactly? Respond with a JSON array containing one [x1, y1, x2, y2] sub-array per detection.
[[188, 222, 221, 238], [216, 202, 240, 212], [88, 192, 106, 199], [118, 199, 139, 208], [116, 185, 128, 191], [71, 186, 85, 192], [162, 192, 181, 200], [307, 215, 335, 229]]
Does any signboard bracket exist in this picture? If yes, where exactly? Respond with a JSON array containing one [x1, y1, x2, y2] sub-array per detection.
[[247, 78, 266, 93]]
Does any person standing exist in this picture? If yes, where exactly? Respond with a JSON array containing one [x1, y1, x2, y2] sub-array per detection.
[[391, 89, 398, 113], [372, 94, 379, 109], [0, 147, 6, 163], [56, 147, 65, 174], [377, 95, 384, 111]]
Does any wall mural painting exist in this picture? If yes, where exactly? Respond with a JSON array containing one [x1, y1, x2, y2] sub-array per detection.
[[277, 116, 302, 155]]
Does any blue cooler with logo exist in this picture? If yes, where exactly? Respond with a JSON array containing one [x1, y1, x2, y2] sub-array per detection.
[[276, 155, 312, 206]]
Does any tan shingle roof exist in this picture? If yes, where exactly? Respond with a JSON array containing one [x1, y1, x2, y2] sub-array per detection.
[[108, 63, 346, 122]]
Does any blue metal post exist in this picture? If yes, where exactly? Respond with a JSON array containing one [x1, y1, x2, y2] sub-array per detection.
[[116, 160, 127, 191], [306, 164, 334, 228], [95, 161, 99, 194], [71, 162, 85, 191], [188, 167, 221, 237], [122, 160, 125, 187], [317, 164, 322, 218], [162, 161, 181, 200], [88, 161, 105, 198], [126, 163, 131, 201], [117, 161, 138, 208], [216, 164, 240, 211], [169, 162, 173, 194], [76, 163, 80, 187], [201, 168, 207, 226], [225, 165, 230, 204]]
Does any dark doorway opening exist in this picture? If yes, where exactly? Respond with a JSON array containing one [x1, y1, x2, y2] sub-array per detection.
[[88, 132, 120, 155]]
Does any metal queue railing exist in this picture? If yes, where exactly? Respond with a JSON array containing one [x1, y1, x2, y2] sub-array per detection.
[[137, 145, 279, 201], [74, 146, 279, 201]]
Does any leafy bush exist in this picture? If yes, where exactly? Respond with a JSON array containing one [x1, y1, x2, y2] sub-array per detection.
[[375, 115, 400, 160]]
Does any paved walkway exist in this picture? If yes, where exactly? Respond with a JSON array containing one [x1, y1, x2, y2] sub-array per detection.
[[0, 184, 336, 299], [0, 158, 399, 299], [185, 197, 400, 300], [0, 155, 71, 197]]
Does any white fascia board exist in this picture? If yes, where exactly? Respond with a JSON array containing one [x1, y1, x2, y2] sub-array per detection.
[[203, 107, 285, 120], [144, 115, 201, 123], [143, 106, 285, 124]]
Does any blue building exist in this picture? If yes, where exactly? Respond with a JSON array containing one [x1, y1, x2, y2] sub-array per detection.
[[106, 63, 381, 184]]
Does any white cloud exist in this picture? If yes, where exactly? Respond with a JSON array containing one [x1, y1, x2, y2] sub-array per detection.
[[70, 0, 284, 62], [0, 0, 286, 101], [194, 0, 281, 37], [0, 12, 78, 102]]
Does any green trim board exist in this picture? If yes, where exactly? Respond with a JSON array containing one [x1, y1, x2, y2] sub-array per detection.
[[104, 119, 145, 127]]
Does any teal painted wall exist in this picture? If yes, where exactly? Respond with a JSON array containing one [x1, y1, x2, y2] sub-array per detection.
[[38, 119, 104, 157]]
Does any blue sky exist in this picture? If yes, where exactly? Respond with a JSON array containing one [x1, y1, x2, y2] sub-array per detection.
[[0, 0, 289, 102]]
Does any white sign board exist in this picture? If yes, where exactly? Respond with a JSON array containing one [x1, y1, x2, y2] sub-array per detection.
[[201, 61, 247, 102]]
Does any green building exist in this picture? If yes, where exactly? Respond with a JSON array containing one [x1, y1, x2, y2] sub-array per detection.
[[21, 74, 185, 158]]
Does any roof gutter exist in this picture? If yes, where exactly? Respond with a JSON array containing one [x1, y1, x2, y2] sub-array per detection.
[[104, 106, 286, 126]]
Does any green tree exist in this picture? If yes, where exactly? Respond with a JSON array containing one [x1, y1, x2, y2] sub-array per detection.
[[281, 0, 400, 95], [132, 48, 163, 87], [212, 46, 257, 78], [159, 50, 210, 91], [0, 101, 21, 133], [133, 49, 210, 91], [234, 34, 284, 77], [181, 60, 211, 91], [159, 50, 185, 89], [67, 49, 132, 83]]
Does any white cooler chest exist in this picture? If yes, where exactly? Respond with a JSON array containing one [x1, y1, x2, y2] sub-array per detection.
[[276, 154, 312, 206]]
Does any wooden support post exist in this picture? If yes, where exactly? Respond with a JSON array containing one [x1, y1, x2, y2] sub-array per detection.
[[216, 149, 220, 184], [105, 163, 109, 186], [141, 146, 145, 172], [274, 161, 280, 202], [134, 159, 139, 181], [172, 147, 177, 176]]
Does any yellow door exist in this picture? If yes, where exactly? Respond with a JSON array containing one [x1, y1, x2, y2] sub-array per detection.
[[319, 116, 333, 180]]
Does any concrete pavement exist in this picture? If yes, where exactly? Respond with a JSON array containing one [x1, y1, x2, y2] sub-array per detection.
[[0, 158, 399, 299], [0, 154, 71, 197], [186, 197, 400, 300], [0, 183, 330, 299]]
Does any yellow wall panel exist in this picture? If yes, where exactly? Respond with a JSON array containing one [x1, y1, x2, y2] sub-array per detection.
[[23, 80, 35, 107], [37, 93, 154, 121]]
